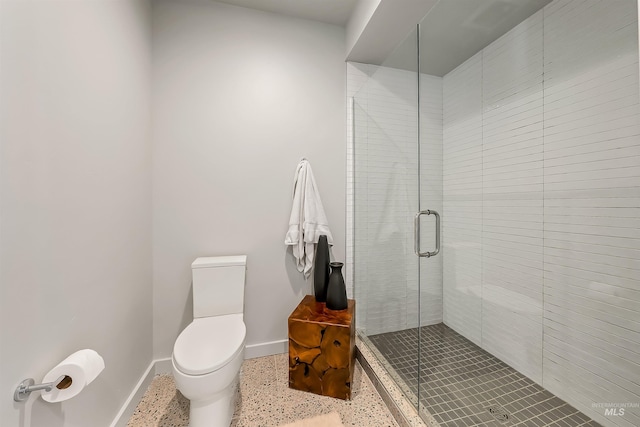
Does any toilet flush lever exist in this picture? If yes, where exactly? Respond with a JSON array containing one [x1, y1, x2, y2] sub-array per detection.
[[14, 375, 69, 402]]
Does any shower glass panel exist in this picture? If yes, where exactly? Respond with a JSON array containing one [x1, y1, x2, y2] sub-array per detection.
[[351, 0, 640, 426], [350, 27, 421, 408]]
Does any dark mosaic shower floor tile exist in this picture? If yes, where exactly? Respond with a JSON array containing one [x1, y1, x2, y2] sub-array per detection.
[[369, 323, 601, 427]]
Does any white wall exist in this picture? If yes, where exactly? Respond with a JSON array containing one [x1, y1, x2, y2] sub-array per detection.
[[0, 1, 152, 426], [345, 0, 381, 58], [152, 0, 346, 359], [345, 0, 438, 66]]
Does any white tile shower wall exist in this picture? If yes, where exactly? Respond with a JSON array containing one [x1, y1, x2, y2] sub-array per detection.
[[347, 62, 370, 330], [440, 1, 640, 425], [347, 62, 444, 335], [359, 63, 418, 335], [442, 53, 484, 346], [346, 63, 370, 303], [541, 1, 640, 426], [480, 11, 544, 384]]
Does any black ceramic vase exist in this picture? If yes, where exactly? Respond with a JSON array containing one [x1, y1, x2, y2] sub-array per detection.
[[326, 262, 347, 310], [313, 235, 330, 302]]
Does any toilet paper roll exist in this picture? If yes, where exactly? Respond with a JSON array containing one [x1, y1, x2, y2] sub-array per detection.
[[41, 349, 105, 403]]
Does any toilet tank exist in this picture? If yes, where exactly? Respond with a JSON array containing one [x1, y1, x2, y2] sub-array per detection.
[[191, 255, 247, 319]]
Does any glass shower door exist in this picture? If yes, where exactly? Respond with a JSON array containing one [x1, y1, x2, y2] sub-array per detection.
[[415, 22, 446, 419], [350, 26, 423, 410]]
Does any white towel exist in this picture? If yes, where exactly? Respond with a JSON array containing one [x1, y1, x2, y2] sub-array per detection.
[[285, 159, 333, 279]]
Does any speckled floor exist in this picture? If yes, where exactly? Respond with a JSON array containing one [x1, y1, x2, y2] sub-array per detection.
[[127, 353, 399, 427]]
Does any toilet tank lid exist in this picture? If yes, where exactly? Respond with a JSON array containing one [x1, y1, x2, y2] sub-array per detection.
[[192, 255, 247, 269]]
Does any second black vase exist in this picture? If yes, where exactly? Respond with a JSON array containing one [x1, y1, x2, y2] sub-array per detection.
[[313, 235, 330, 302], [326, 262, 347, 310]]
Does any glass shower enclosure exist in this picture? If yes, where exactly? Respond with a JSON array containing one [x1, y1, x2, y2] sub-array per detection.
[[349, 1, 640, 426]]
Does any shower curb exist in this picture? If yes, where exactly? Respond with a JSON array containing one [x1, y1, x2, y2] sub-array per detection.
[[356, 336, 440, 427]]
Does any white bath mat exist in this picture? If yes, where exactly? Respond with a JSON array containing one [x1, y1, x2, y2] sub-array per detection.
[[278, 412, 345, 427]]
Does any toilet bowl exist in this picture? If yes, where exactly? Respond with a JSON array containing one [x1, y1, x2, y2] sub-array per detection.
[[172, 256, 247, 427], [172, 314, 246, 427]]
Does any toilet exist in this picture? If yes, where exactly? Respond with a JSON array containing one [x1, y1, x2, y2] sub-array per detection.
[[172, 256, 247, 427]]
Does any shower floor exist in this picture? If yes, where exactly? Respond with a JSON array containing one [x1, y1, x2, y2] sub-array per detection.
[[368, 324, 601, 427]]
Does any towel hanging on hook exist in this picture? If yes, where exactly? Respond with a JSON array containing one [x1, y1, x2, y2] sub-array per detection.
[[284, 158, 333, 279]]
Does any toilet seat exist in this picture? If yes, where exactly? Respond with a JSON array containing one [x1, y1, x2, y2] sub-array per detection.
[[173, 313, 246, 375]]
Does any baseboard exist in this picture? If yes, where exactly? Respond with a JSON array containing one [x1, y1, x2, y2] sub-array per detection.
[[244, 339, 288, 359], [154, 357, 173, 375], [109, 360, 156, 427]]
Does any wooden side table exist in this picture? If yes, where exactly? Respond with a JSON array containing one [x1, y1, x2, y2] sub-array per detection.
[[288, 295, 356, 400]]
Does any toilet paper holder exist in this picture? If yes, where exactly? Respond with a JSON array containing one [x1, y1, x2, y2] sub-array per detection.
[[14, 375, 71, 402]]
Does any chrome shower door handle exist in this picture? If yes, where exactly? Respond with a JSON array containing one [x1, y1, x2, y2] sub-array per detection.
[[414, 210, 440, 257]]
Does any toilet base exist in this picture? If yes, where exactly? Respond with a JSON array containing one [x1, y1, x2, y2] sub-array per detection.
[[188, 373, 239, 427]]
